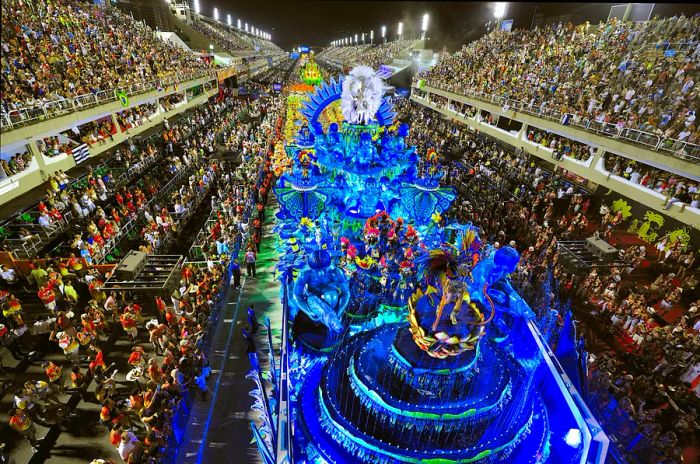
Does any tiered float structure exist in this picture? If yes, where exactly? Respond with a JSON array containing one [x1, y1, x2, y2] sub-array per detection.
[[255, 66, 608, 464]]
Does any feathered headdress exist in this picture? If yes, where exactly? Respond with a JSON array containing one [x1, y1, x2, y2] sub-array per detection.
[[355, 256, 376, 270], [416, 246, 460, 289], [405, 226, 418, 240]]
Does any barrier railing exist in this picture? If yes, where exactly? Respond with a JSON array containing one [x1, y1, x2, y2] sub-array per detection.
[[418, 84, 700, 163], [1, 69, 219, 132]]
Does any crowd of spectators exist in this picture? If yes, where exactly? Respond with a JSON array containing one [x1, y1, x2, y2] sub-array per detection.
[[355, 39, 415, 69], [68, 119, 118, 146], [317, 39, 416, 69], [316, 44, 373, 67], [191, 21, 251, 53], [403, 98, 699, 459], [417, 15, 700, 144], [190, 19, 283, 55], [0, 0, 213, 116], [0, 150, 33, 178], [3, 83, 281, 462], [37, 136, 78, 159], [603, 152, 700, 209], [525, 128, 596, 161], [116, 104, 157, 133]]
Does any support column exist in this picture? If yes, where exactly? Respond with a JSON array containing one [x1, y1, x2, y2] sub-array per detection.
[[26, 140, 50, 180], [591, 147, 606, 173]]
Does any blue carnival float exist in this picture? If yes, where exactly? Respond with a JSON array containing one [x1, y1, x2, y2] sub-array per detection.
[[251, 66, 608, 464]]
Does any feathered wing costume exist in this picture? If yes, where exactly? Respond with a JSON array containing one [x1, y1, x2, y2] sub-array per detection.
[[415, 230, 490, 331]]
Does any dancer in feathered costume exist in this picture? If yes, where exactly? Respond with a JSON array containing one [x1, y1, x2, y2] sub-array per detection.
[[415, 227, 483, 331]]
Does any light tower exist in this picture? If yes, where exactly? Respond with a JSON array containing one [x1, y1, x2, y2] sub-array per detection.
[[397, 22, 403, 40], [421, 13, 429, 40], [493, 2, 507, 29]]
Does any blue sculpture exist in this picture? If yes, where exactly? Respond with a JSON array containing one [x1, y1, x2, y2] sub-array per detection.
[[469, 246, 535, 321], [288, 248, 350, 345]]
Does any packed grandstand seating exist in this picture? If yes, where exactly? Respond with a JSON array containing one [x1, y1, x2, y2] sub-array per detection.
[[317, 39, 416, 68], [0, 0, 214, 124], [416, 15, 700, 157], [190, 20, 283, 55]]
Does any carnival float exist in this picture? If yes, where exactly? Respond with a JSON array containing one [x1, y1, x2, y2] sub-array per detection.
[[250, 66, 607, 464]]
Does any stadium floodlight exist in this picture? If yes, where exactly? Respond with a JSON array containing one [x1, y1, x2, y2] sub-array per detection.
[[213, 7, 218, 21], [370, 30, 374, 43], [421, 14, 429, 32], [245, 23, 249, 32], [193, 0, 200, 14], [397, 22, 403, 38], [237, 19, 241, 29], [494, 2, 507, 19], [381, 25, 386, 38], [354, 33, 358, 43], [227, 14, 231, 26], [362, 32, 365, 43]]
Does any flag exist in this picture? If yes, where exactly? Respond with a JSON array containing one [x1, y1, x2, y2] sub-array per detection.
[[116, 90, 129, 107], [71, 143, 90, 164]]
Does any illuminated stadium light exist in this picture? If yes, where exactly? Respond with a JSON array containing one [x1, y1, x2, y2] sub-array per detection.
[[245, 23, 249, 32], [193, 0, 200, 14], [494, 2, 507, 19], [370, 30, 374, 43], [397, 21, 403, 37], [227, 14, 231, 26], [213, 7, 219, 22], [421, 13, 429, 32], [237, 18, 241, 29]]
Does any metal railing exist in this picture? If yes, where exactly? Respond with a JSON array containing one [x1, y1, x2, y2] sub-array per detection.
[[1, 69, 219, 132], [417, 84, 700, 163]]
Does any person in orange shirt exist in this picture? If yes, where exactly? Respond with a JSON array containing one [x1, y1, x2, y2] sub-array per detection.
[[42, 360, 63, 393], [155, 296, 167, 322], [88, 345, 107, 374], [70, 366, 87, 390], [9, 408, 40, 449], [38, 285, 57, 312], [120, 310, 138, 341]]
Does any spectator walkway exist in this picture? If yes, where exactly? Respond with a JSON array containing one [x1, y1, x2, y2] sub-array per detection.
[[176, 202, 282, 464]]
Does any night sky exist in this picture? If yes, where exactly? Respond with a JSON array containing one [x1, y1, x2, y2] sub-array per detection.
[[199, 1, 700, 51]]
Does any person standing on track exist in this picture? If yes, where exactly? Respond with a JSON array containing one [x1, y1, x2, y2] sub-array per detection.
[[244, 247, 257, 277]]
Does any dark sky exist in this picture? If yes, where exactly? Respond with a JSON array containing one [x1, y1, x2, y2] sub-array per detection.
[[200, 1, 700, 51]]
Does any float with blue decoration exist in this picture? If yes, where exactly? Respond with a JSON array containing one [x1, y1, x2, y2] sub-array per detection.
[[257, 66, 608, 464]]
